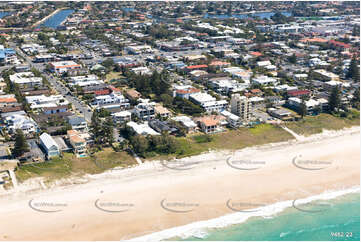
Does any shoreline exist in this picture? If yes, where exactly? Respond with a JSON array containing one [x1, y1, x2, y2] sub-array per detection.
[[0, 126, 359, 240], [7, 125, 359, 197], [129, 186, 360, 241]]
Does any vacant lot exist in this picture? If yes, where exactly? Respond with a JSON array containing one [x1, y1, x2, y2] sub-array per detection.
[[146, 123, 293, 160], [15, 149, 136, 183], [285, 112, 360, 136], [105, 72, 124, 83]]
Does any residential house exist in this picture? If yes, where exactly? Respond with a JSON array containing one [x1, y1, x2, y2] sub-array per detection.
[[154, 105, 171, 119], [125, 89, 141, 101], [173, 85, 201, 99], [287, 97, 321, 115], [171, 116, 197, 133], [126, 121, 160, 135], [67, 130, 87, 157], [3, 112, 38, 135], [111, 110, 132, 124], [42, 105, 68, 115], [39, 133, 60, 158], [67, 115, 88, 132], [149, 120, 178, 134], [196, 116, 220, 134], [252, 75, 278, 85], [0, 94, 18, 108]]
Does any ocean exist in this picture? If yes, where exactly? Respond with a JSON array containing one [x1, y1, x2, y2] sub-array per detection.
[[129, 188, 359, 241], [180, 192, 360, 241]]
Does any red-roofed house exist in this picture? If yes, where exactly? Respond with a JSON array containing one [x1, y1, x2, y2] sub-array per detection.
[[174, 87, 201, 99], [108, 85, 121, 94], [250, 51, 263, 57], [209, 61, 231, 68], [328, 40, 351, 50], [287, 90, 311, 98], [185, 64, 208, 72], [94, 89, 111, 96]]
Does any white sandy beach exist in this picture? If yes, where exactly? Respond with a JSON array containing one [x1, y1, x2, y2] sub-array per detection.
[[0, 127, 359, 241]]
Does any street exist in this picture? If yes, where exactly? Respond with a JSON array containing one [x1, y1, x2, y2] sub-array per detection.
[[9, 42, 93, 122]]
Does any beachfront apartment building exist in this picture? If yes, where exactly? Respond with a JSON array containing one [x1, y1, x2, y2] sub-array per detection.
[[287, 97, 328, 115], [230, 94, 253, 122], [49, 61, 81, 74]]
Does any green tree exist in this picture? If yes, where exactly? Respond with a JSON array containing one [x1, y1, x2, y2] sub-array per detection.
[[90, 111, 102, 145], [328, 86, 341, 113], [299, 99, 307, 118], [12, 129, 29, 157], [130, 135, 149, 156], [352, 88, 360, 109], [347, 56, 360, 82], [103, 117, 114, 146], [288, 54, 297, 64]]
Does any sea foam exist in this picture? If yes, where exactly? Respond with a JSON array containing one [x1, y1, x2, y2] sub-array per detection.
[[127, 186, 359, 241]]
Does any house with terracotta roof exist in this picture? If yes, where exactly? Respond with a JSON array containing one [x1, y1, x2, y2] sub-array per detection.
[[173, 85, 201, 99], [249, 51, 263, 57], [287, 90, 311, 98], [328, 40, 351, 51], [209, 61, 231, 69], [125, 89, 141, 101], [194, 115, 224, 134], [185, 64, 208, 72], [300, 38, 328, 44], [67, 130, 87, 157], [154, 105, 171, 119], [0, 95, 18, 108]]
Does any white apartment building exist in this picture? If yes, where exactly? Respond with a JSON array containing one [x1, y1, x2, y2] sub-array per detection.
[[134, 102, 156, 121], [68, 75, 104, 87], [230, 94, 253, 121], [9, 72, 42, 88], [252, 75, 278, 85], [25, 95, 69, 110], [92, 93, 130, 109], [189, 93, 228, 113]]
